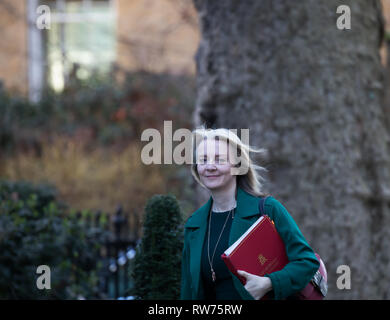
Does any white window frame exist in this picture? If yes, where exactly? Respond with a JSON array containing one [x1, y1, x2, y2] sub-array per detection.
[[27, 0, 117, 101], [51, 0, 116, 23], [27, 0, 45, 103]]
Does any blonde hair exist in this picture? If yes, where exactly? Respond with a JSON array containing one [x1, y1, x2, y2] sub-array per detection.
[[191, 125, 268, 197]]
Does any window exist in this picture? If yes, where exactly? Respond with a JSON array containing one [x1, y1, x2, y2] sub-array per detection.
[[42, 0, 116, 92]]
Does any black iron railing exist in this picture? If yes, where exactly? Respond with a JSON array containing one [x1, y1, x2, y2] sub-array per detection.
[[90, 205, 140, 299]]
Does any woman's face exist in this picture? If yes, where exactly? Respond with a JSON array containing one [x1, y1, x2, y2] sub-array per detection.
[[196, 138, 236, 191]]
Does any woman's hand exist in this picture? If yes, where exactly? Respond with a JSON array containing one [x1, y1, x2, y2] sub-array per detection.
[[237, 270, 273, 300]]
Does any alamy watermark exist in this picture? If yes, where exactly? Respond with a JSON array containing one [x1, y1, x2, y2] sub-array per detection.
[[36, 265, 51, 290], [140, 121, 250, 175], [336, 5, 351, 30], [336, 264, 351, 290], [36, 5, 51, 30], [34, 263, 351, 293], [34, 4, 351, 31]]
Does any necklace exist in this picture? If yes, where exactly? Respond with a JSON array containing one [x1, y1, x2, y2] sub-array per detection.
[[207, 207, 234, 282], [212, 200, 237, 213]]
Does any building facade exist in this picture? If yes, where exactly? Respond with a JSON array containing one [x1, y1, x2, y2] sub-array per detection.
[[0, 0, 199, 101]]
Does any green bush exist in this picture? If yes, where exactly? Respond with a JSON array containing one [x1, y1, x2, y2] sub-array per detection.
[[132, 194, 184, 300], [0, 180, 110, 299], [0, 70, 195, 155]]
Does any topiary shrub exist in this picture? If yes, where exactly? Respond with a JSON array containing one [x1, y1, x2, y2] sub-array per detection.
[[132, 194, 184, 300]]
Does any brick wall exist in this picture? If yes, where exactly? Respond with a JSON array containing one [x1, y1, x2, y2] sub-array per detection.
[[382, 0, 390, 30], [2, 1, 390, 95], [116, 0, 199, 76], [0, 0, 28, 95]]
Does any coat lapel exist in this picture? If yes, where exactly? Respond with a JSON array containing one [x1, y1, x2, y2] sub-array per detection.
[[184, 186, 262, 299], [184, 196, 210, 298]]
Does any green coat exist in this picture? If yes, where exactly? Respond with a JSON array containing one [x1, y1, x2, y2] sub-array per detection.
[[180, 186, 320, 300]]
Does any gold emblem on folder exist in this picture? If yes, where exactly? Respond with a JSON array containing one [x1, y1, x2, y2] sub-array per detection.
[[258, 254, 267, 266]]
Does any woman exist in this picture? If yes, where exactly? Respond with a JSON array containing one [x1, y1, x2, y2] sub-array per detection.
[[180, 126, 319, 300]]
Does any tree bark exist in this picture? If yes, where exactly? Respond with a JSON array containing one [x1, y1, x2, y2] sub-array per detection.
[[192, 0, 390, 299]]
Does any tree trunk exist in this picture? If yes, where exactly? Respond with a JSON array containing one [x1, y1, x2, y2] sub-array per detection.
[[192, 0, 390, 299]]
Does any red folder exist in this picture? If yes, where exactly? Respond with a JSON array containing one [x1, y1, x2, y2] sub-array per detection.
[[221, 215, 288, 286]]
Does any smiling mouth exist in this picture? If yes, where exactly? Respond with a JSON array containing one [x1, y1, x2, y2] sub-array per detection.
[[206, 175, 220, 178]]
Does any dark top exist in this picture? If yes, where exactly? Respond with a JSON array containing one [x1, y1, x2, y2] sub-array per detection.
[[200, 207, 242, 300]]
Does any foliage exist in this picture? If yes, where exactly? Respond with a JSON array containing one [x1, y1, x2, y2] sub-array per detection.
[[0, 70, 195, 155], [0, 69, 196, 216], [0, 137, 166, 214], [131, 194, 184, 300], [0, 180, 110, 299]]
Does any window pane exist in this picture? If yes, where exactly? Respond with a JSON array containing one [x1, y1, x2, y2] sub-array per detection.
[[45, 0, 116, 91]]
